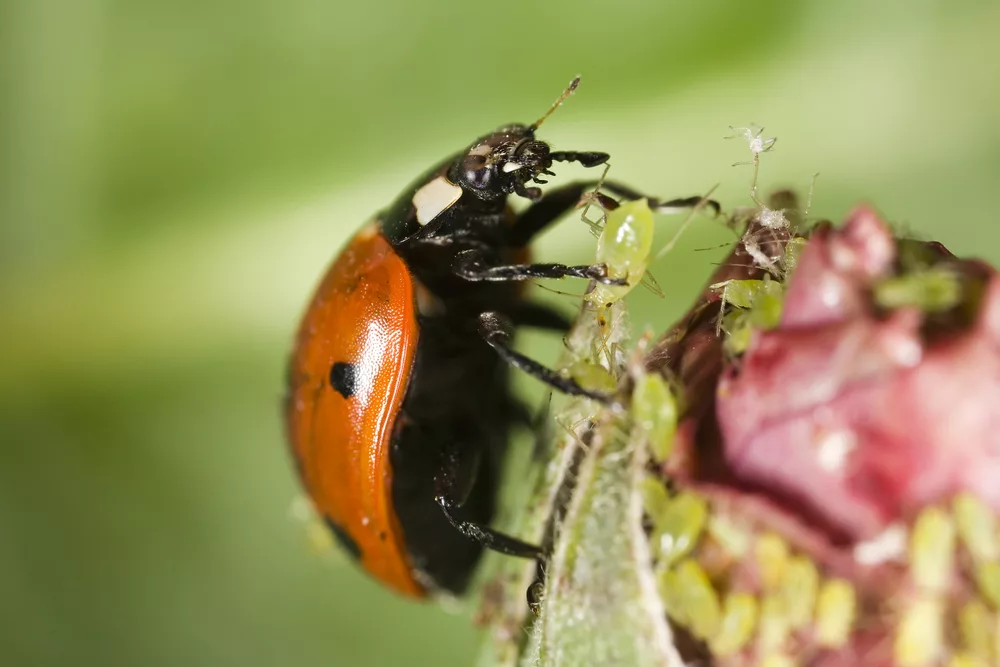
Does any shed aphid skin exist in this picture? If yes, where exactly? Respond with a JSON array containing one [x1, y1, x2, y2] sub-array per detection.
[[285, 77, 723, 598], [711, 127, 821, 345]]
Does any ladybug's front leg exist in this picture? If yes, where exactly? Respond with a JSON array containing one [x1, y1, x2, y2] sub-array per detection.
[[433, 442, 542, 559], [477, 312, 614, 403], [507, 180, 721, 246]]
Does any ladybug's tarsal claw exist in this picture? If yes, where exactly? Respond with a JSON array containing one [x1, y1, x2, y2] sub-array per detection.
[[589, 264, 629, 287]]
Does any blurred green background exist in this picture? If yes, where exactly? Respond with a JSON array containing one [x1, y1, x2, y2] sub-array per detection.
[[2, 0, 999, 665]]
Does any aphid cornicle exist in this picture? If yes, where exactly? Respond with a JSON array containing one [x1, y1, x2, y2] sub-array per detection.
[[284, 78, 711, 597]]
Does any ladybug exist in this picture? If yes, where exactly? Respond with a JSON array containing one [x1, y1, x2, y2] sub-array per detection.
[[285, 78, 709, 598]]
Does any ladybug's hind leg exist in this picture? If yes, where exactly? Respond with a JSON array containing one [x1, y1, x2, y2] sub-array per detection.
[[433, 444, 541, 559]]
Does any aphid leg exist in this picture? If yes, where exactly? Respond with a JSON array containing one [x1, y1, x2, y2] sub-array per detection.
[[454, 248, 627, 286], [477, 311, 614, 403], [578, 163, 615, 234], [712, 279, 734, 336], [507, 181, 609, 246], [652, 185, 721, 262], [433, 445, 542, 559]]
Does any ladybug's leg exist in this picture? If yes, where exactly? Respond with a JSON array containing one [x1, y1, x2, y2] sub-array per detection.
[[548, 150, 611, 168], [507, 180, 720, 246], [478, 311, 613, 403], [454, 249, 627, 286], [433, 447, 542, 559]]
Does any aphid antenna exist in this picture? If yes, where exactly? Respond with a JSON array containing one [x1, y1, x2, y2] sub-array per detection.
[[803, 172, 820, 222], [534, 282, 590, 299], [652, 183, 720, 262], [530, 75, 582, 132]]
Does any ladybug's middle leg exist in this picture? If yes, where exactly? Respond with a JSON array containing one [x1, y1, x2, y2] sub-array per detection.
[[433, 442, 542, 559], [477, 311, 613, 403], [454, 249, 626, 285]]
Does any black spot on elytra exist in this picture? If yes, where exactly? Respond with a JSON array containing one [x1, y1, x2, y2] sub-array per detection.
[[329, 362, 357, 398], [324, 517, 362, 560]]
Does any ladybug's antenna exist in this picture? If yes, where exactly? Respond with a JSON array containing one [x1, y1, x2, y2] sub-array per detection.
[[530, 76, 581, 132]]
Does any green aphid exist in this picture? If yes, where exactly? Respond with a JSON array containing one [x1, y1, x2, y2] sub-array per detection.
[[710, 592, 758, 656], [759, 654, 797, 667], [957, 599, 993, 660], [638, 476, 671, 523], [910, 506, 955, 594], [994, 614, 1000, 667], [653, 492, 708, 565], [748, 279, 785, 330], [722, 276, 784, 311], [946, 654, 990, 667], [564, 359, 619, 395], [779, 556, 818, 630], [953, 492, 999, 563], [708, 514, 751, 558], [716, 278, 763, 309], [587, 199, 655, 306], [631, 372, 677, 463], [815, 579, 856, 648], [755, 533, 790, 592], [757, 594, 791, 656], [894, 597, 944, 667], [716, 277, 785, 355], [974, 561, 1000, 609], [722, 310, 754, 356], [658, 564, 688, 626], [782, 237, 808, 276], [874, 267, 962, 314], [666, 560, 721, 640]]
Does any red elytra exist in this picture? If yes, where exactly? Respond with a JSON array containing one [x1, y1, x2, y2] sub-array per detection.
[[286, 224, 423, 596]]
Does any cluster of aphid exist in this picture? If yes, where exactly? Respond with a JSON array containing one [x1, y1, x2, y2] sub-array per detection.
[[636, 485, 1000, 666], [618, 134, 1000, 666]]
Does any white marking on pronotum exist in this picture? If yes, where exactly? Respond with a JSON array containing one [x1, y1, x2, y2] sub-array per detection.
[[468, 143, 492, 157], [412, 176, 463, 225], [502, 161, 524, 173]]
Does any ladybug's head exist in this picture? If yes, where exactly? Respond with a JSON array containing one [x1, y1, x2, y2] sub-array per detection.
[[450, 125, 551, 202], [449, 78, 609, 203]]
